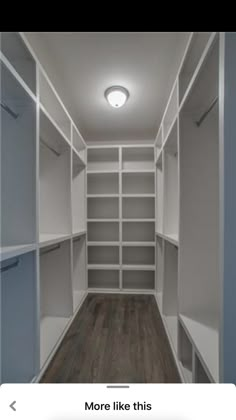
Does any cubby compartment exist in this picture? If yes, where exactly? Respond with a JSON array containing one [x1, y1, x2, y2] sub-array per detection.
[[122, 197, 155, 219], [162, 241, 178, 352], [1, 251, 37, 383], [72, 235, 87, 312], [179, 38, 219, 383], [39, 70, 71, 141], [178, 322, 193, 383], [179, 32, 212, 105], [122, 147, 154, 170], [88, 222, 119, 242], [194, 353, 212, 383], [88, 269, 119, 289], [72, 151, 86, 234], [163, 82, 178, 141], [0, 62, 36, 255], [88, 197, 119, 219], [163, 121, 179, 242], [40, 240, 73, 368], [88, 173, 119, 195], [73, 125, 86, 162], [1, 32, 36, 94], [122, 246, 155, 266], [122, 270, 155, 290], [88, 246, 119, 265], [156, 153, 164, 233], [39, 109, 71, 243], [88, 148, 119, 171], [122, 172, 154, 195], [122, 221, 155, 242]]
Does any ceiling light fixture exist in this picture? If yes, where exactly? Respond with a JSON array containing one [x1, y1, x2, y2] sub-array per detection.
[[105, 86, 129, 108]]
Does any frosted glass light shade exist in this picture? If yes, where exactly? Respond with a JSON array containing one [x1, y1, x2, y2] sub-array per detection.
[[105, 86, 129, 108]]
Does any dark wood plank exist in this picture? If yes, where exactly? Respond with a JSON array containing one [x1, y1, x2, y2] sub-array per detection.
[[41, 294, 180, 383]]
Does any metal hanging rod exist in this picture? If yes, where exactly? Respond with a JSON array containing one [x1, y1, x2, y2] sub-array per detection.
[[73, 237, 81, 242], [40, 137, 61, 157], [0, 101, 19, 119], [0, 258, 19, 273], [40, 244, 60, 255], [195, 96, 218, 127]]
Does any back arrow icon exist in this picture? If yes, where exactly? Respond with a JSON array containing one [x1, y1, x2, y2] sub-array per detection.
[[9, 401, 16, 412]]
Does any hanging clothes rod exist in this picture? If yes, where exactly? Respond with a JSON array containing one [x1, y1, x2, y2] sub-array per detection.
[[73, 237, 81, 242], [40, 137, 61, 157], [41, 244, 60, 255], [0, 258, 19, 273], [0, 101, 19, 119], [195, 96, 218, 127]]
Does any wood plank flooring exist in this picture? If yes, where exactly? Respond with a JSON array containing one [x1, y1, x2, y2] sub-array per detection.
[[41, 294, 180, 383]]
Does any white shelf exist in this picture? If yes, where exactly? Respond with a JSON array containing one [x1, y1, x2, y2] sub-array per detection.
[[88, 218, 120, 222], [155, 232, 179, 247], [122, 242, 155, 246], [88, 264, 120, 270], [180, 315, 219, 382], [72, 236, 86, 313], [87, 172, 119, 195], [87, 170, 119, 174], [123, 221, 155, 242], [88, 268, 120, 289], [88, 221, 119, 242], [88, 241, 119, 246], [39, 233, 71, 248], [72, 230, 86, 239], [122, 147, 154, 170], [87, 147, 119, 171], [72, 146, 86, 167], [122, 169, 155, 173], [122, 194, 155, 198], [88, 197, 119, 220], [87, 194, 119, 198], [40, 316, 70, 368], [122, 269, 155, 290], [122, 264, 155, 271], [88, 245, 119, 265], [123, 218, 155, 222], [0, 244, 36, 262]]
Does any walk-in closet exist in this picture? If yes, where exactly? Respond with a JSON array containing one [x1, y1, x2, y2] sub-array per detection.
[[1, 31, 236, 384]]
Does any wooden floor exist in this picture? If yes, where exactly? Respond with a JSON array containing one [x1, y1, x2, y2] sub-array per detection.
[[41, 294, 180, 383]]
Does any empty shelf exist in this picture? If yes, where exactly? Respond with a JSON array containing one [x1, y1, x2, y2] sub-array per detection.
[[39, 233, 71, 247], [0, 244, 36, 262], [179, 315, 219, 382]]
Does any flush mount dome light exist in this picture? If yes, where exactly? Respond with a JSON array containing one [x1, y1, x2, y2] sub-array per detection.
[[105, 86, 129, 108]]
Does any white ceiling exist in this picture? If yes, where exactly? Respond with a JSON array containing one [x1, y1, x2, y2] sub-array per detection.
[[26, 32, 190, 144]]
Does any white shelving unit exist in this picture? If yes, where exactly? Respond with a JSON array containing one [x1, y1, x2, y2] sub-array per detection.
[[87, 145, 155, 292], [0, 32, 87, 383], [153, 32, 236, 383]]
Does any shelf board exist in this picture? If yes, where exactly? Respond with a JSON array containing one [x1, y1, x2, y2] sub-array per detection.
[[155, 232, 179, 247], [88, 241, 120, 246], [39, 233, 71, 248], [72, 230, 86, 239], [162, 114, 178, 149], [72, 146, 86, 167], [122, 264, 155, 271], [40, 104, 71, 149], [123, 219, 155, 222], [87, 170, 119, 174], [87, 219, 120, 222], [0, 243, 37, 262], [122, 242, 155, 246], [179, 314, 219, 382], [155, 149, 163, 167], [122, 194, 155, 198], [73, 290, 86, 312], [87, 194, 119, 198], [122, 169, 155, 173], [40, 316, 70, 368], [88, 264, 120, 270]]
